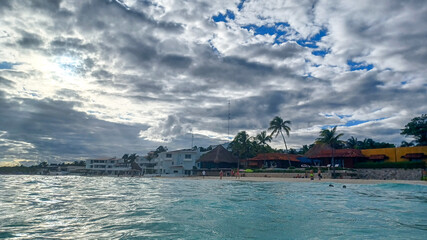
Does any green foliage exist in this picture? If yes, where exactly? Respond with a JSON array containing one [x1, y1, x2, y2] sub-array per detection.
[[354, 161, 425, 169], [401, 114, 427, 146], [316, 126, 344, 148], [229, 131, 278, 160], [255, 131, 272, 146], [229, 131, 252, 159], [0, 166, 42, 174]]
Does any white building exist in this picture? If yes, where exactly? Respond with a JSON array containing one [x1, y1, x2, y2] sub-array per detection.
[[135, 156, 156, 174], [154, 149, 201, 176], [85, 157, 132, 175]]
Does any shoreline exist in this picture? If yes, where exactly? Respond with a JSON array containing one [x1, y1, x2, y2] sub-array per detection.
[[178, 176, 427, 185], [1, 174, 426, 185]]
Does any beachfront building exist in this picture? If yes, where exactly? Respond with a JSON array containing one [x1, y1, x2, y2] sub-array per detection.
[[154, 149, 201, 176], [85, 157, 136, 175], [135, 156, 156, 174], [244, 153, 301, 169], [305, 144, 366, 168], [196, 145, 237, 169], [306, 149, 365, 168], [361, 146, 427, 163]]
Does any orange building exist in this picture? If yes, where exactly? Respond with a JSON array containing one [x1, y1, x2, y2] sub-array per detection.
[[361, 146, 427, 163]]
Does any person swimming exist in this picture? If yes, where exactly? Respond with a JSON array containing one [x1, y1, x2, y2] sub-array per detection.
[[329, 184, 334, 187]]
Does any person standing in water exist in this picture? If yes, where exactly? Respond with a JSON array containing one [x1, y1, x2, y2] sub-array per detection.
[[219, 170, 223, 180]]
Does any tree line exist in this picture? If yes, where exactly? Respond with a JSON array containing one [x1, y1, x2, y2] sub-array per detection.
[[228, 114, 427, 161]]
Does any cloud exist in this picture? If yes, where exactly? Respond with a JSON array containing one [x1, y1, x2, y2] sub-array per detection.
[[139, 115, 192, 143], [0, 0, 426, 164]]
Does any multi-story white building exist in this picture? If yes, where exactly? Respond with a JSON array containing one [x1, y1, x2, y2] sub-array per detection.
[[154, 149, 201, 176], [85, 157, 132, 175], [135, 156, 156, 174]]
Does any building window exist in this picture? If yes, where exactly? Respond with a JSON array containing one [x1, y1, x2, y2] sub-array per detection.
[[185, 154, 191, 159], [166, 154, 172, 158]]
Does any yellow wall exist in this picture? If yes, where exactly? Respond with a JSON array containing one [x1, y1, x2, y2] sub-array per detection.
[[361, 146, 427, 162]]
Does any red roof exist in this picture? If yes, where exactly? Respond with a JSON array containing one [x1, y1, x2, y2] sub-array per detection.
[[309, 149, 364, 158], [247, 153, 301, 162]]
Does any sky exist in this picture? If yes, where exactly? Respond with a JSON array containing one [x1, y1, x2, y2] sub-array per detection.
[[0, 0, 426, 166]]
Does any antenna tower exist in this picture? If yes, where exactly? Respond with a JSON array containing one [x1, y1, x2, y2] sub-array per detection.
[[228, 100, 231, 141]]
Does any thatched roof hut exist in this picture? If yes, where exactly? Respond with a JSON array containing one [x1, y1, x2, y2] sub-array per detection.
[[197, 145, 237, 163], [197, 145, 237, 169]]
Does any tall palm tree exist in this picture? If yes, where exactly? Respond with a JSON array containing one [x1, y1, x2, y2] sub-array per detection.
[[268, 116, 292, 167], [256, 131, 272, 146], [316, 126, 344, 178]]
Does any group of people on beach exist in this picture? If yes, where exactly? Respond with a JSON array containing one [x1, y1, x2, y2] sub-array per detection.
[[294, 169, 323, 180], [202, 169, 240, 179]]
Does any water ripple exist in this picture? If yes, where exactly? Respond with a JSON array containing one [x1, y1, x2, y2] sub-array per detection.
[[0, 175, 426, 239]]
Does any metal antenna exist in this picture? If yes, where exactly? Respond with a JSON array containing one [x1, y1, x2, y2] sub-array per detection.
[[191, 133, 194, 149], [228, 100, 231, 141]]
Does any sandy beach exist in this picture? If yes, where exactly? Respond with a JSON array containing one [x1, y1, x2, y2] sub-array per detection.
[[181, 176, 427, 185]]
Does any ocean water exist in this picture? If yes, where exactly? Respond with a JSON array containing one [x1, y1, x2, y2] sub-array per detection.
[[0, 176, 426, 240]]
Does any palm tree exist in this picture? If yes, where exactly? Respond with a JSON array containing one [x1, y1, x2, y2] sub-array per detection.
[[346, 136, 359, 149], [256, 131, 272, 146], [316, 126, 343, 178], [230, 131, 252, 170], [268, 116, 292, 167]]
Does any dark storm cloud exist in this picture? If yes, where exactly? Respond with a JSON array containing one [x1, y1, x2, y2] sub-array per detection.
[[75, 0, 183, 33], [192, 56, 276, 86], [0, 76, 15, 88], [17, 31, 43, 48], [244, 42, 307, 59], [160, 54, 193, 69], [50, 37, 96, 54], [30, 0, 62, 12], [91, 69, 114, 80], [0, 94, 150, 162], [0, 0, 12, 12]]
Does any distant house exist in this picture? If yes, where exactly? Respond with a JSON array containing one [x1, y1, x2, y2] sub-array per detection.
[[85, 157, 137, 175], [305, 144, 365, 168], [154, 149, 201, 176], [245, 153, 301, 168], [196, 145, 237, 169]]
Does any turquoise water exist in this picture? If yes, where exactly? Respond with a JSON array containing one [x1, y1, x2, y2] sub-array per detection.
[[0, 176, 426, 239]]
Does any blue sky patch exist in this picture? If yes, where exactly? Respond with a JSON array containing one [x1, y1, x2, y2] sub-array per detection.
[[237, 0, 246, 11], [297, 28, 327, 48], [241, 22, 289, 44], [312, 49, 329, 57], [0, 61, 17, 69], [347, 60, 374, 71], [343, 120, 369, 127], [212, 10, 235, 22]]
